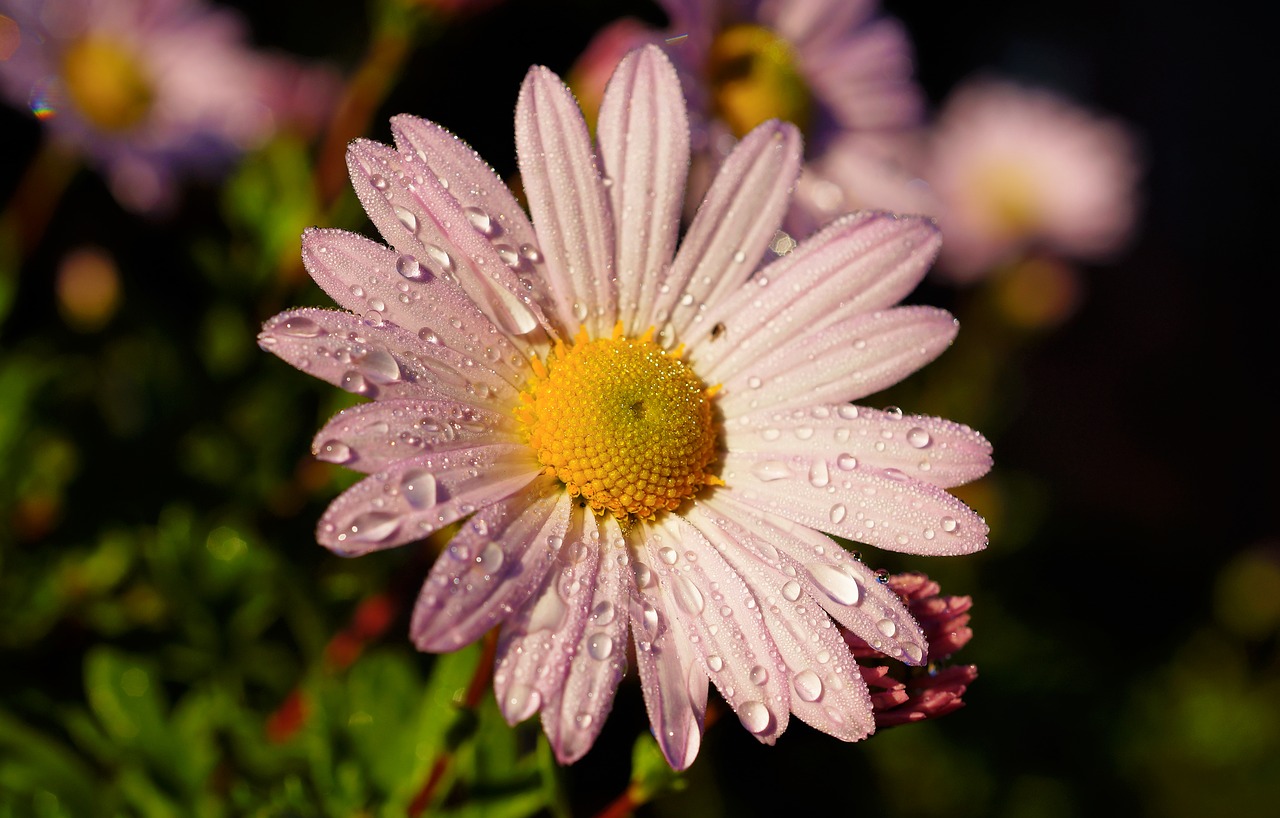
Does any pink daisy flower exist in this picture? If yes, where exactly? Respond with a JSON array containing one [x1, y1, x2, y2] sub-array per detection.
[[926, 79, 1142, 281], [259, 46, 991, 769], [576, 0, 933, 236], [0, 0, 337, 212]]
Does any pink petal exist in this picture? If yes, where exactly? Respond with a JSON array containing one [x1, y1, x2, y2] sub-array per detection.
[[493, 509, 602, 724], [318, 443, 541, 555], [596, 46, 690, 336], [639, 516, 791, 745], [311, 398, 520, 474], [516, 65, 616, 337], [260, 307, 518, 410], [300, 228, 534, 392], [689, 213, 940, 376], [684, 503, 876, 740], [630, 550, 708, 771], [719, 449, 988, 556], [653, 121, 802, 339], [541, 516, 632, 763], [717, 306, 959, 417], [412, 478, 570, 651], [346, 139, 546, 337], [723, 403, 992, 489]]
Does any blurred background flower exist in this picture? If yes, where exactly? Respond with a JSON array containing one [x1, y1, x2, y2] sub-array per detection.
[[0, 0, 1273, 816]]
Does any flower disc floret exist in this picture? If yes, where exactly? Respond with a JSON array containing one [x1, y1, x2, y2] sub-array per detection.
[[516, 324, 720, 521]]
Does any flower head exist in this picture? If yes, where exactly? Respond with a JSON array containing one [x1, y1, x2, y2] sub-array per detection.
[[574, 0, 933, 236], [0, 0, 337, 211], [260, 46, 991, 769], [926, 79, 1142, 281]]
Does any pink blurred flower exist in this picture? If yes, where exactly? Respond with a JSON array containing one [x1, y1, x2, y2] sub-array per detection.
[[844, 571, 977, 726], [260, 47, 991, 769], [0, 0, 338, 212], [573, 0, 933, 237], [926, 79, 1141, 281]]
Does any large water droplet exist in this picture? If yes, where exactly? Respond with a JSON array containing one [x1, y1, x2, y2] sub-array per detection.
[[706, 654, 724, 672], [401, 469, 437, 509], [341, 370, 371, 395], [941, 516, 959, 533], [793, 669, 823, 702], [673, 575, 705, 615], [463, 206, 493, 235], [836, 453, 858, 471], [751, 461, 791, 482], [837, 405, 859, 420], [877, 618, 897, 637], [394, 206, 418, 234], [906, 427, 932, 448], [346, 511, 399, 544], [738, 701, 772, 734], [504, 684, 541, 722], [358, 349, 401, 384], [591, 600, 615, 625], [587, 633, 614, 660], [829, 504, 847, 524], [316, 440, 353, 464], [781, 580, 802, 602], [808, 460, 830, 488], [640, 601, 660, 636], [477, 542, 504, 574], [280, 315, 325, 337], [396, 254, 428, 281], [903, 642, 925, 664], [659, 546, 678, 565], [749, 665, 769, 685], [425, 244, 453, 271], [807, 563, 862, 606]]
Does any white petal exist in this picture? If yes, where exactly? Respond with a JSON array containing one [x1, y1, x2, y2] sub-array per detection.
[[311, 399, 520, 474], [346, 139, 546, 337], [723, 403, 992, 488], [412, 478, 569, 650], [493, 508, 603, 724], [318, 443, 541, 555], [541, 517, 632, 763], [597, 45, 690, 336], [719, 448, 988, 556], [654, 121, 802, 339], [516, 65, 616, 336], [260, 307, 515, 407], [638, 516, 791, 745], [689, 213, 941, 376], [684, 502, 877, 740], [717, 306, 958, 417]]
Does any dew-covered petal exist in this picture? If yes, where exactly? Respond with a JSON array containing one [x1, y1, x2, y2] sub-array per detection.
[[516, 65, 616, 336], [653, 121, 802, 340], [300, 228, 534, 390], [630, 550, 708, 771], [638, 516, 791, 745], [311, 398, 520, 474], [724, 404, 992, 488], [689, 213, 941, 376], [684, 502, 877, 740], [260, 306, 519, 410], [717, 306, 958, 417], [346, 138, 546, 337], [412, 477, 569, 651], [318, 443, 541, 556], [542, 516, 632, 763], [388, 115, 550, 290], [697, 495, 930, 664], [493, 509, 602, 724], [719, 448, 988, 556], [597, 45, 689, 336]]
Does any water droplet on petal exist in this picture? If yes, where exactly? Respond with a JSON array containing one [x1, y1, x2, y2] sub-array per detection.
[[659, 546, 678, 565], [394, 206, 418, 234], [829, 503, 847, 524], [751, 461, 791, 482], [836, 454, 858, 471], [781, 580, 802, 602], [903, 642, 925, 663], [316, 440, 353, 464], [401, 469, 437, 509], [587, 633, 614, 660], [504, 684, 541, 722], [807, 563, 862, 606], [358, 349, 401, 384], [941, 516, 959, 533], [396, 254, 427, 281], [477, 543, 504, 574], [347, 511, 399, 544], [738, 701, 772, 734], [341, 370, 372, 395], [808, 460, 830, 487], [425, 244, 453, 271], [591, 600, 615, 625], [793, 669, 823, 702], [906, 427, 932, 448], [673, 575, 705, 615], [280, 315, 325, 337], [707, 654, 724, 672], [749, 665, 769, 685], [837, 405, 859, 420], [463, 206, 493, 235], [884, 406, 903, 420], [877, 618, 897, 637]]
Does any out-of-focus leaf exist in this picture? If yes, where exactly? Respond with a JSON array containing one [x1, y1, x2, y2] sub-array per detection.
[[629, 732, 687, 806], [0, 707, 101, 815]]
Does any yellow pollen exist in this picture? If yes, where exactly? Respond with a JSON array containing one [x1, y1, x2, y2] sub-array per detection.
[[60, 36, 154, 132], [707, 24, 814, 139], [516, 323, 720, 522]]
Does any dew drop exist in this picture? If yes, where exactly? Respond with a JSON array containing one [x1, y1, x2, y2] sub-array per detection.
[[781, 580, 802, 602], [341, 370, 371, 395], [806, 563, 861, 606], [401, 469, 437, 509], [633, 563, 652, 588], [829, 503, 847, 524], [751, 461, 791, 482], [793, 669, 823, 702], [370, 174, 388, 190], [477, 543, 504, 574], [358, 349, 402, 384], [640, 600, 660, 636], [347, 511, 399, 544], [941, 516, 959, 533], [495, 245, 520, 267], [394, 206, 418, 234], [425, 244, 453, 270], [836, 453, 858, 471], [738, 701, 772, 734], [587, 633, 614, 660], [504, 684, 541, 722], [707, 654, 724, 672], [463, 206, 493, 235], [837, 405, 859, 420], [903, 642, 925, 663], [808, 460, 831, 488], [316, 440, 353, 464], [672, 575, 705, 615], [748, 376, 763, 389], [906, 427, 932, 448], [877, 618, 897, 637], [591, 600, 615, 625], [519, 243, 542, 263], [280, 315, 325, 337], [659, 546, 678, 565], [396, 254, 427, 281], [749, 665, 769, 685]]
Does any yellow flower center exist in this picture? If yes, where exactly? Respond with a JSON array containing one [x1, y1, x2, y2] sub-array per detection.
[[971, 159, 1042, 237], [516, 323, 721, 522], [708, 24, 813, 139], [60, 37, 154, 132]]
